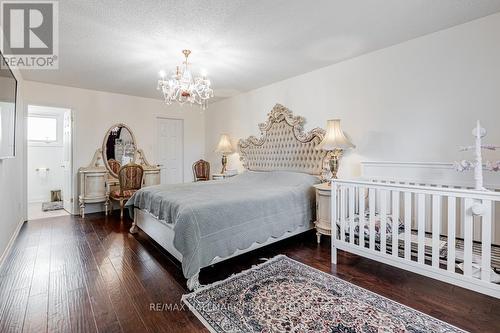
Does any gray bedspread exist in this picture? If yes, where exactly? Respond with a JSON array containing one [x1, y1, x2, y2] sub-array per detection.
[[125, 171, 319, 279]]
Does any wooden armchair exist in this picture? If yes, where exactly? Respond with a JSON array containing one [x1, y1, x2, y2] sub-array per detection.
[[108, 159, 121, 175], [192, 159, 210, 181], [110, 163, 144, 219]]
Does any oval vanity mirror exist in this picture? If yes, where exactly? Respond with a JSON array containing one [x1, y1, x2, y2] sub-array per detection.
[[102, 124, 136, 178]]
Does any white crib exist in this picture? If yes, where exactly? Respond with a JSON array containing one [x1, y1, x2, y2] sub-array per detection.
[[331, 178, 500, 298]]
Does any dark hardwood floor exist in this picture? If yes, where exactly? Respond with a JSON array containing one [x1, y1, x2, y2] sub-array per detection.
[[0, 213, 498, 332]]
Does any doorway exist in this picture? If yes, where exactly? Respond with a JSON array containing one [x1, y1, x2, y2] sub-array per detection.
[[27, 105, 73, 220], [157, 117, 184, 184]]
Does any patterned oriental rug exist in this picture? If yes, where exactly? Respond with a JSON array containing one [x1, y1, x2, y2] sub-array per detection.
[[182, 255, 466, 333]]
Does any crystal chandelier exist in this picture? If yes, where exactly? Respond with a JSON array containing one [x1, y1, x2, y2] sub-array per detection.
[[157, 50, 214, 110]]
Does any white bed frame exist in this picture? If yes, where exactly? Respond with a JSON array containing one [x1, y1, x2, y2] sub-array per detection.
[[331, 162, 500, 298], [129, 104, 328, 290], [132, 209, 313, 289]]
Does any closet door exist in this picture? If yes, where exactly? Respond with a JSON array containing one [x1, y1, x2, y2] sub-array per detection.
[[157, 118, 184, 184]]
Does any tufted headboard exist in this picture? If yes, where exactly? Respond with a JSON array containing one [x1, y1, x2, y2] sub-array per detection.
[[238, 104, 327, 176]]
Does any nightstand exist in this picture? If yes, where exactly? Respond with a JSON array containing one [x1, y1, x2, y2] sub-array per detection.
[[78, 167, 110, 218], [313, 183, 331, 244], [212, 173, 237, 180]]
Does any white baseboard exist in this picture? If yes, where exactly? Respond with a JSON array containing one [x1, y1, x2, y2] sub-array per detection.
[[28, 200, 46, 204], [0, 219, 25, 270]]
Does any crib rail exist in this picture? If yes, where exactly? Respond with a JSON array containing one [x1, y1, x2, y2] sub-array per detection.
[[331, 179, 500, 298]]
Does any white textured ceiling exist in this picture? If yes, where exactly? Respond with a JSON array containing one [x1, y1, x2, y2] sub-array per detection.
[[21, 0, 500, 101]]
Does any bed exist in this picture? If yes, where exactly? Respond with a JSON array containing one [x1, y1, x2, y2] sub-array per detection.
[[126, 104, 328, 290]]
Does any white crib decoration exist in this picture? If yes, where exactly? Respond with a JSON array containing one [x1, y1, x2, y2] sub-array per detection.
[[454, 120, 500, 191]]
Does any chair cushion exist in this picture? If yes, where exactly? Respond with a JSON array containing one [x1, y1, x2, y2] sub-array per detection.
[[110, 189, 136, 198]]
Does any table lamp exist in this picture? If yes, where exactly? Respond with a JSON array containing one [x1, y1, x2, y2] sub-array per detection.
[[316, 119, 355, 179], [215, 134, 233, 174]]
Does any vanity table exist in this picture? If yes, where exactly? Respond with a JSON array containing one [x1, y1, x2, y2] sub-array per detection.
[[78, 123, 160, 217], [101, 124, 160, 192], [105, 152, 161, 191]]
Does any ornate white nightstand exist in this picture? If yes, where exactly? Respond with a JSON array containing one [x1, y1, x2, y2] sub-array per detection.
[[78, 167, 109, 218], [313, 183, 331, 243], [78, 149, 110, 218], [212, 173, 237, 180]]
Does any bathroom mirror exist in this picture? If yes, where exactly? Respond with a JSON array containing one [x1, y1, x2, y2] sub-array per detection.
[[0, 51, 17, 159], [102, 123, 136, 178]]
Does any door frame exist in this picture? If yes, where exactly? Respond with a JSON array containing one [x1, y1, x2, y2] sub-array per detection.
[[26, 104, 75, 215], [156, 117, 184, 184]]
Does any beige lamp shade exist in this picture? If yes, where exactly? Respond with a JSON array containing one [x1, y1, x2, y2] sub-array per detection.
[[316, 119, 355, 151], [215, 134, 233, 153]]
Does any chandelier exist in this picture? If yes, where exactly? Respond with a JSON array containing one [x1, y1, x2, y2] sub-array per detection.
[[157, 50, 214, 110]]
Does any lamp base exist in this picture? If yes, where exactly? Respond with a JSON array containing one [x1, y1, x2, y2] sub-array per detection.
[[329, 149, 343, 180], [220, 154, 228, 174]]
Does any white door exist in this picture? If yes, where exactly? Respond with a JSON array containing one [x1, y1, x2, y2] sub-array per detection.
[[157, 118, 184, 184], [62, 109, 73, 213]]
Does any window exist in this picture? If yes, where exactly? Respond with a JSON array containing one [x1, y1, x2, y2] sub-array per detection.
[[28, 116, 58, 142]]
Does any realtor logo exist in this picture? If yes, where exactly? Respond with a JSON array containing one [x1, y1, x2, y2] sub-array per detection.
[[1, 1, 58, 69]]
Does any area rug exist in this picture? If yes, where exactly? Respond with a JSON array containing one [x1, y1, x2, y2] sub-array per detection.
[[182, 255, 466, 333], [42, 201, 64, 211]]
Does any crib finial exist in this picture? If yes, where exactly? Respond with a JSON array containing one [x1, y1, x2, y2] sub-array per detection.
[[472, 121, 485, 190], [454, 120, 500, 190]]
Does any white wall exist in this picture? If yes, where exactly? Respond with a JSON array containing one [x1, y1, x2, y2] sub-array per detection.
[[205, 13, 500, 179], [27, 146, 64, 202], [23, 81, 206, 213]]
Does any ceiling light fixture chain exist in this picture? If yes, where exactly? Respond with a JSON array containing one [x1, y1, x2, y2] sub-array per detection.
[[157, 49, 214, 110]]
